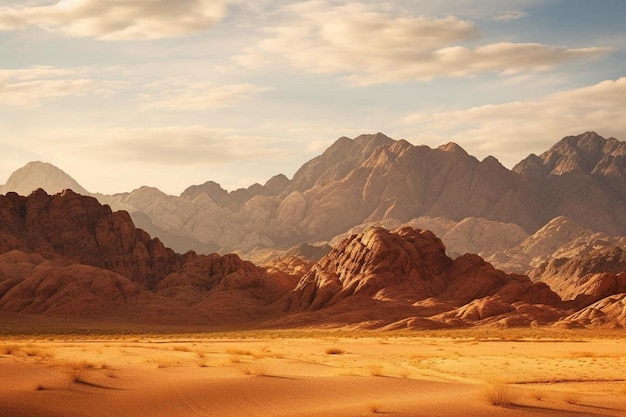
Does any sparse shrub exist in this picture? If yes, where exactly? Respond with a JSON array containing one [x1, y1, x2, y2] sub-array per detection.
[[531, 389, 546, 401], [172, 345, 192, 352], [562, 391, 581, 405], [368, 365, 384, 377], [239, 364, 268, 376], [67, 360, 96, 371], [0, 344, 21, 355], [229, 354, 244, 364], [399, 369, 411, 379], [146, 357, 179, 368], [226, 349, 253, 356], [482, 381, 518, 406], [105, 369, 118, 378], [366, 401, 383, 413], [325, 347, 345, 355]]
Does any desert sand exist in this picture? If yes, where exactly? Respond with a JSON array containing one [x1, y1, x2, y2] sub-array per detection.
[[1, 329, 625, 417]]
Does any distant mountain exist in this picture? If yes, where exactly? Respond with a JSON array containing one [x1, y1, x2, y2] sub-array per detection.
[[1, 161, 88, 196], [513, 131, 626, 234], [2, 131, 625, 258], [486, 216, 626, 279]]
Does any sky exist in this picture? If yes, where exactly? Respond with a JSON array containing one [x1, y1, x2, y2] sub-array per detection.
[[0, 0, 625, 195]]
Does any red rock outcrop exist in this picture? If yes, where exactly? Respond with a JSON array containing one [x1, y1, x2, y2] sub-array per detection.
[[0, 190, 294, 324], [281, 227, 562, 328], [563, 285, 626, 327], [0, 189, 179, 289], [531, 246, 626, 304]]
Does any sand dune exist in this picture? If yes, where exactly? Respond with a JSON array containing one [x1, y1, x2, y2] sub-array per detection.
[[1, 332, 625, 417]]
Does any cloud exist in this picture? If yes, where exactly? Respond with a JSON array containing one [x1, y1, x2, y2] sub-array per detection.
[[402, 77, 626, 166], [139, 80, 272, 111], [87, 126, 287, 165], [0, 0, 227, 40], [492, 10, 528, 21], [236, 1, 610, 85], [0, 66, 122, 107]]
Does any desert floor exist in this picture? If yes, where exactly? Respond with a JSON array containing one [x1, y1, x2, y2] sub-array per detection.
[[1, 328, 625, 417]]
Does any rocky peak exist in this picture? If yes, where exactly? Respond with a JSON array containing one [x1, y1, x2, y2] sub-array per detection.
[[438, 142, 469, 157], [524, 132, 626, 176], [352, 132, 394, 150], [264, 174, 290, 196], [181, 180, 229, 203], [287, 133, 397, 192], [1, 161, 88, 197]]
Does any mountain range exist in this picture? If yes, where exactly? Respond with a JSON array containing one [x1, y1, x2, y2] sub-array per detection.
[[1, 131, 625, 329], [2, 131, 625, 260], [1, 189, 624, 329]]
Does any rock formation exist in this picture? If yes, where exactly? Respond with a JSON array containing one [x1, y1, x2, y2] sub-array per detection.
[[0, 190, 293, 324], [279, 227, 562, 329], [2, 190, 626, 329]]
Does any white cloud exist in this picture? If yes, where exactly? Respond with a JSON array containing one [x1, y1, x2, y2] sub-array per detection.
[[0, 0, 226, 40], [402, 77, 626, 166], [87, 126, 287, 165], [139, 80, 272, 111], [0, 66, 122, 107], [236, 1, 610, 85], [491, 10, 528, 21]]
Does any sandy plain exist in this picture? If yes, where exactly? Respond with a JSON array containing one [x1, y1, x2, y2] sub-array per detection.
[[1, 328, 625, 417]]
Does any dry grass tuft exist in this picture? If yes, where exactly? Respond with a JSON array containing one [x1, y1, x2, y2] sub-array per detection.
[[530, 389, 546, 401], [325, 347, 345, 355], [562, 391, 581, 405], [0, 343, 54, 360], [226, 348, 253, 356], [368, 365, 384, 377], [482, 381, 518, 406], [366, 401, 383, 413], [0, 343, 21, 355], [172, 345, 192, 352], [399, 369, 411, 379], [146, 357, 180, 368], [67, 360, 98, 371], [239, 364, 269, 376]]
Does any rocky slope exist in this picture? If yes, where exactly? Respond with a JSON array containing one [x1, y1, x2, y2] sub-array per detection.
[[532, 247, 626, 305], [0, 190, 294, 324], [513, 131, 626, 235], [276, 227, 564, 329]]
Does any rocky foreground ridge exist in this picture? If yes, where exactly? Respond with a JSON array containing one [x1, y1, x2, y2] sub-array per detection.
[[0, 190, 624, 329], [0, 190, 295, 324]]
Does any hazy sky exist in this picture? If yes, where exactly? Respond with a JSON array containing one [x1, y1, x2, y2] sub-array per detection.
[[1, 0, 625, 194]]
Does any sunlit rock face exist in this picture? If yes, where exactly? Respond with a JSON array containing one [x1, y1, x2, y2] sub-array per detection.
[[280, 226, 563, 329], [0, 190, 294, 324]]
